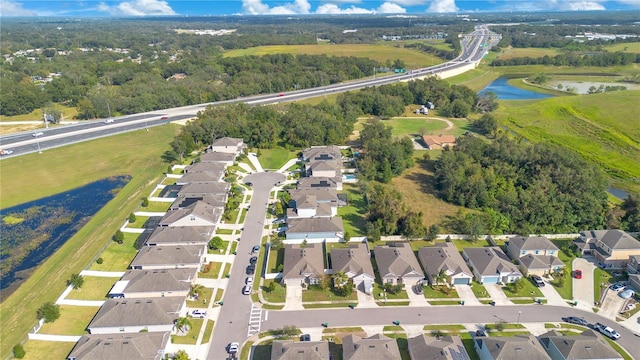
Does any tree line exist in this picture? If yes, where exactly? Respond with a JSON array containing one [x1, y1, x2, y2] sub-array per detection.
[[490, 51, 639, 68]]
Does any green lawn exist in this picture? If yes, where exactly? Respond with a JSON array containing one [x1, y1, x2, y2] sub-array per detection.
[[186, 287, 213, 308], [258, 148, 298, 170], [37, 305, 99, 335], [89, 232, 140, 272], [550, 245, 574, 299], [470, 282, 489, 298], [502, 280, 543, 298], [208, 240, 229, 255], [422, 285, 459, 299], [451, 239, 493, 251], [171, 318, 204, 345], [201, 320, 214, 344], [594, 268, 614, 303], [372, 283, 409, 300], [65, 276, 117, 300], [142, 201, 171, 212], [262, 280, 286, 303], [268, 248, 284, 273], [0, 124, 177, 359], [125, 216, 150, 229], [216, 229, 234, 235], [424, 324, 466, 331], [22, 340, 76, 360], [302, 287, 357, 302], [199, 262, 223, 279], [337, 184, 367, 236], [383, 117, 450, 137]]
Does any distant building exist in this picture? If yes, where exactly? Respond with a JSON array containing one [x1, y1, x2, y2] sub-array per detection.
[[575, 230, 640, 268], [271, 340, 330, 360], [374, 242, 424, 286], [422, 134, 456, 150], [408, 334, 471, 360], [67, 332, 170, 360]]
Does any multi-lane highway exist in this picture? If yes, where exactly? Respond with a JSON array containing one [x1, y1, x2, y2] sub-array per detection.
[[0, 26, 498, 159]]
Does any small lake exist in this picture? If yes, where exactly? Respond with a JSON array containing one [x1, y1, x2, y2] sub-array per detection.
[[479, 77, 554, 100], [0, 176, 130, 297]]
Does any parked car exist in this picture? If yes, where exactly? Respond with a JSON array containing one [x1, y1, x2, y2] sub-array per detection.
[[242, 285, 251, 295], [246, 276, 253, 285], [594, 323, 621, 340], [252, 245, 260, 254], [531, 275, 545, 287], [619, 289, 634, 299], [246, 264, 255, 275], [475, 329, 487, 337], [412, 285, 424, 295], [610, 283, 626, 291], [300, 334, 311, 341], [191, 310, 207, 318], [562, 316, 588, 326], [574, 270, 582, 279], [227, 342, 239, 354], [249, 256, 258, 265]]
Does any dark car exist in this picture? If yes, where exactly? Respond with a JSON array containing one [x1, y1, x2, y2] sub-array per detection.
[[413, 285, 424, 295], [562, 316, 588, 326], [246, 264, 255, 275], [249, 256, 258, 264], [531, 275, 545, 287], [300, 334, 311, 341], [160, 116, 168, 120]]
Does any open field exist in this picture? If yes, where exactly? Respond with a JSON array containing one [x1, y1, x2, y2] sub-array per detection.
[[0, 125, 177, 359], [64, 276, 117, 300], [604, 42, 640, 53], [37, 305, 99, 335], [337, 184, 367, 236], [22, 340, 76, 360], [493, 90, 640, 194], [89, 232, 140, 272], [496, 47, 560, 60], [258, 148, 298, 170], [0, 103, 78, 123], [383, 117, 449, 137], [223, 43, 442, 70]]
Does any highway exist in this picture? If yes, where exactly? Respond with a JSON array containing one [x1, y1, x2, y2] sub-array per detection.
[[0, 25, 498, 159]]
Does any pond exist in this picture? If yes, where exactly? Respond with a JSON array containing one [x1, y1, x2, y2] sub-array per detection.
[[0, 176, 130, 297], [479, 77, 554, 100]]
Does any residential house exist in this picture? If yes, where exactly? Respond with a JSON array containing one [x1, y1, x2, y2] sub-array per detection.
[[129, 245, 204, 270], [538, 329, 622, 360], [177, 182, 231, 197], [288, 188, 339, 218], [330, 243, 375, 293], [176, 171, 225, 185], [87, 297, 184, 334], [408, 334, 471, 360], [462, 247, 522, 284], [418, 242, 473, 286], [506, 236, 565, 276], [374, 243, 424, 286], [285, 217, 344, 243], [209, 137, 244, 155], [422, 134, 456, 150], [307, 160, 341, 178], [302, 146, 342, 178], [281, 243, 325, 286], [271, 340, 330, 360], [474, 334, 551, 360], [107, 268, 197, 298], [170, 193, 227, 211], [198, 151, 236, 166], [183, 162, 226, 174], [575, 230, 640, 268], [302, 145, 342, 163], [342, 334, 402, 360], [628, 273, 640, 293], [67, 332, 170, 360], [159, 201, 223, 227], [297, 176, 342, 191], [145, 226, 213, 246], [627, 255, 640, 274]]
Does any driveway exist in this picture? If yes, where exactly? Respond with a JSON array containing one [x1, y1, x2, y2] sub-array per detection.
[[536, 279, 569, 307], [356, 289, 378, 308], [454, 285, 482, 306], [406, 284, 430, 306], [599, 288, 626, 320], [483, 284, 513, 305], [572, 257, 596, 310], [283, 283, 304, 311]]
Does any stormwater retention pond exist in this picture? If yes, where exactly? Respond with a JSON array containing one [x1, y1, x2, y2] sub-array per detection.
[[479, 77, 554, 100], [0, 175, 130, 298]]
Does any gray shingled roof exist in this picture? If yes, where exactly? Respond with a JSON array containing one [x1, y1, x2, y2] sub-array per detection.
[[211, 137, 243, 148], [282, 243, 325, 280], [178, 182, 230, 196], [418, 243, 472, 282], [286, 217, 344, 234], [160, 201, 223, 226], [117, 268, 197, 294], [509, 236, 559, 253], [592, 230, 640, 250], [342, 333, 401, 360], [476, 335, 550, 360], [199, 151, 236, 163], [67, 332, 170, 360], [297, 176, 341, 190], [302, 146, 342, 162], [184, 162, 226, 173], [331, 244, 374, 280], [88, 297, 184, 330], [374, 243, 423, 279], [171, 194, 227, 210], [539, 329, 621, 360], [519, 254, 565, 271], [271, 340, 330, 360], [130, 245, 204, 268], [177, 171, 224, 184], [290, 188, 339, 205], [146, 226, 212, 246], [407, 334, 471, 360], [463, 247, 521, 277]]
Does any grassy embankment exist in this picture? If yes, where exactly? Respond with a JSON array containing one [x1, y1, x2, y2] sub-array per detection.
[[0, 125, 178, 359]]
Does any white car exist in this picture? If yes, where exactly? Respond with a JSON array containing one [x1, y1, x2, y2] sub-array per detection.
[[32, 131, 44, 137], [242, 285, 251, 295], [191, 310, 207, 318], [245, 277, 254, 285], [228, 342, 239, 354], [104, 118, 115, 123], [595, 323, 621, 340]]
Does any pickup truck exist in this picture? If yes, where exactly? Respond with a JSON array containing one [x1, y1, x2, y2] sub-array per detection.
[[594, 323, 621, 340], [0, 149, 14, 156]]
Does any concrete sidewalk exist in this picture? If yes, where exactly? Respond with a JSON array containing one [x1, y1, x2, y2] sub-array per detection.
[[277, 158, 298, 173], [484, 284, 513, 305], [247, 153, 264, 172]]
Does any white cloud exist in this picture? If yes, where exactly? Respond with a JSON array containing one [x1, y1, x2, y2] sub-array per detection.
[[98, 0, 176, 16], [498, 0, 606, 11], [428, 0, 458, 13], [243, 0, 405, 15], [242, 0, 312, 14], [378, 2, 407, 13], [0, 0, 36, 16], [316, 3, 372, 14], [562, 1, 605, 10], [389, 0, 429, 5], [615, 0, 640, 6]]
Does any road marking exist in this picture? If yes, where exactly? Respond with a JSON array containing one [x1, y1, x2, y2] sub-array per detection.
[[264, 311, 268, 321], [247, 304, 262, 337]]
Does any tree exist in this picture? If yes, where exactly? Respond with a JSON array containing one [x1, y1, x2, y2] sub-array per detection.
[[128, 212, 136, 223], [36, 302, 60, 323], [400, 211, 427, 240], [189, 284, 204, 298], [208, 236, 223, 250], [474, 113, 498, 137], [425, 224, 439, 241], [365, 221, 381, 242], [175, 317, 191, 334], [434, 270, 448, 288], [113, 230, 124, 244], [141, 197, 149, 207], [267, 281, 277, 293], [174, 349, 191, 360], [344, 231, 351, 242], [475, 92, 499, 113], [12, 344, 25, 359], [67, 273, 84, 290]]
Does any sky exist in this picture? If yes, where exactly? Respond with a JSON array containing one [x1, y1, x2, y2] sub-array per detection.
[[1, 0, 639, 17]]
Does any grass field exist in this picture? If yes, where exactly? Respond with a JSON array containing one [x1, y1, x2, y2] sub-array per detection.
[[337, 184, 367, 236], [496, 47, 560, 60], [37, 305, 99, 335], [382, 117, 450, 137], [64, 276, 117, 300], [0, 125, 177, 359], [258, 148, 298, 170], [89, 232, 140, 272], [0, 103, 78, 123], [493, 90, 640, 194], [223, 43, 442, 70], [22, 340, 76, 360], [603, 42, 640, 53]]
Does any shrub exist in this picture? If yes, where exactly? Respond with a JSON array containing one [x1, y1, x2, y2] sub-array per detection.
[[13, 344, 25, 359], [141, 197, 149, 207], [96, 257, 103, 264], [36, 302, 60, 323], [277, 263, 284, 272], [128, 212, 136, 223], [113, 230, 124, 244]]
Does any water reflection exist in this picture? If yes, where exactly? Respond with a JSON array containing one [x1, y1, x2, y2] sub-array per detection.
[[479, 77, 554, 100]]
